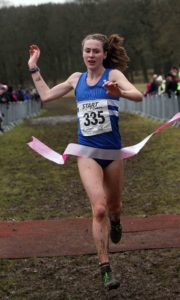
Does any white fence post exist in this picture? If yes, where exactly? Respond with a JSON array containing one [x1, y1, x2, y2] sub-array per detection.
[[0, 100, 41, 129], [119, 94, 179, 123]]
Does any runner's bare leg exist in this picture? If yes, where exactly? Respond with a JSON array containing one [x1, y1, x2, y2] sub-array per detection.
[[104, 160, 124, 222], [77, 157, 109, 264]]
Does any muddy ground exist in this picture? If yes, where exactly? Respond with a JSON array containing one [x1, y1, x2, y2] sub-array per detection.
[[0, 248, 179, 299]]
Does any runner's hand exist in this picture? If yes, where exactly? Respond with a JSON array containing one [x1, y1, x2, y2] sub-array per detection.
[[103, 80, 123, 97], [28, 45, 40, 68]]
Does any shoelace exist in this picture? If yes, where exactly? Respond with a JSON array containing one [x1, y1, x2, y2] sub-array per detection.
[[103, 272, 111, 284]]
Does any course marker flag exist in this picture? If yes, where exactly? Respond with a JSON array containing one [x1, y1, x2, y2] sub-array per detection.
[[27, 113, 180, 164]]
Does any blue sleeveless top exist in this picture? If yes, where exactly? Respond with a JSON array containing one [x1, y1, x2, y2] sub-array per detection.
[[75, 68, 122, 149]]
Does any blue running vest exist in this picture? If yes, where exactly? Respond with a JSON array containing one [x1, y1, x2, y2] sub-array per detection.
[[75, 68, 122, 149]]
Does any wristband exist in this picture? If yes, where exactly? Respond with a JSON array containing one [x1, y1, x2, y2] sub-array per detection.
[[29, 67, 40, 74]]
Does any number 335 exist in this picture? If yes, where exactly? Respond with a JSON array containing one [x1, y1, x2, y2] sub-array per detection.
[[83, 111, 105, 126]]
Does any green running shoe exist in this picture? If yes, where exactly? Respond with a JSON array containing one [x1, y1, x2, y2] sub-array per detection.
[[110, 220, 122, 244], [100, 264, 120, 290]]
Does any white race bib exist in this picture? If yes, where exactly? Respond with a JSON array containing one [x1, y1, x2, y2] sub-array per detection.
[[78, 100, 112, 136]]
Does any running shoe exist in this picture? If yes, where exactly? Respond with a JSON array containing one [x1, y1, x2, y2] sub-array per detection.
[[110, 219, 122, 244], [100, 264, 120, 290]]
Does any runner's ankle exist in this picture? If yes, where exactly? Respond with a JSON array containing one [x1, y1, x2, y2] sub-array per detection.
[[109, 211, 121, 223]]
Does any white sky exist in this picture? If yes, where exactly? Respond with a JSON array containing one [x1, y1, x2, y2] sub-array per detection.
[[9, 0, 68, 7]]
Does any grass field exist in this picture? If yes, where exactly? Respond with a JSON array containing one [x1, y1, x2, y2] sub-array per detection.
[[0, 98, 179, 220]]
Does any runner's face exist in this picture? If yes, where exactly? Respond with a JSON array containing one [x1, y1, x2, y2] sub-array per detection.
[[82, 39, 107, 71]]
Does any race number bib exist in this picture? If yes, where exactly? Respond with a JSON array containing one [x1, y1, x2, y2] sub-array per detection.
[[78, 100, 112, 136]]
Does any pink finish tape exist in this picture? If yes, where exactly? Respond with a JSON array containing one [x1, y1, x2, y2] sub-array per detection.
[[154, 113, 180, 133], [27, 113, 180, 164]]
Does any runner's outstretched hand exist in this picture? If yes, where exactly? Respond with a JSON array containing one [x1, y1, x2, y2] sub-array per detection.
[[28, 45, 40, 68]]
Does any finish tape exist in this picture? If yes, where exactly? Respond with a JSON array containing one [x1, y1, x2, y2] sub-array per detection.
[[27, 113, 180, 164]]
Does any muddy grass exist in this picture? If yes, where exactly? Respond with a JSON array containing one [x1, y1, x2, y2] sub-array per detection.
[[0, 249, 179, 299], [0, 98, 179, 299]]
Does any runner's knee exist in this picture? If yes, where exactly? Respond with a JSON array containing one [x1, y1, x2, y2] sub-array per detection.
[[93, 204, 107, 222]]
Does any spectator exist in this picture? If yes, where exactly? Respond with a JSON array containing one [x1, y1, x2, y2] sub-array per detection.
[[176, 66, 180, 96], [177, 67, 180, 111], [0, 83, 9, 104], [23, 89, 31, 101], [0, 109, 4, 132], [12, 88, 18, 101], [30, 87, 39, 100], [0, 83, 8, 94], [157, 75, 166, 95], [144, 74, 158, 96], [165, 66, 179, 97], [143, 81, 151, 96], [16, 85, 24, 101], [7, 86, 18, 102], [148, 74, 159, 95]]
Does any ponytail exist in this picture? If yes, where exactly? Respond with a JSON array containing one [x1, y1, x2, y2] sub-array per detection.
[[104, 34, 129, 72]]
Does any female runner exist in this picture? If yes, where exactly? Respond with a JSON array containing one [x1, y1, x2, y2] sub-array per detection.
[[28, 33, 142, 290]]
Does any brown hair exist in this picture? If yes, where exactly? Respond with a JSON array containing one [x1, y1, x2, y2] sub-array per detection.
[[82, 33, 129, 72]]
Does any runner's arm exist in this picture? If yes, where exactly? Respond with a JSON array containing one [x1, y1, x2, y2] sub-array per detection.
[[30, 71, 80, 103], [28, 44, 81, 102]]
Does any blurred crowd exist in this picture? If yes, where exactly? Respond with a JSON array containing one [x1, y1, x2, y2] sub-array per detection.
[[144, 66, 180, 97], [0, 84, 39, 104], [0, 84, 39, 132]]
